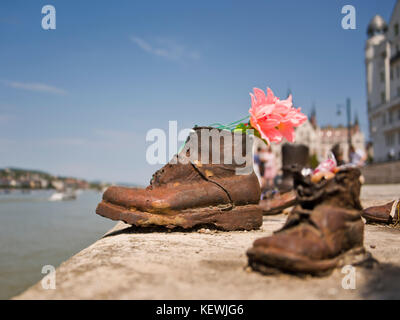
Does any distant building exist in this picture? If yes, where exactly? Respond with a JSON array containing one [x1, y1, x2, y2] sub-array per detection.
[[64, 178, 89, 189], [38, 179, 49, 189], [254, 108, 365, 169], [294, 109, 320, 157], [0, 178, 11, 188], [51, 180, 65, 190], [366, 1, 400, 161], [21, 179, 35, 189], [0, 168, 91, 190], [319, 118, 365, 162]]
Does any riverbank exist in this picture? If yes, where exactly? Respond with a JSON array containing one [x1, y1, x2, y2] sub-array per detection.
[[14, 185, 400, 299], [0, 190, 115, 300]]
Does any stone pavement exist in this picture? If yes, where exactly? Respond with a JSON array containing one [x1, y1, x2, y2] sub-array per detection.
[[14, 184, 400, 300], [361, 161, 400, 184]]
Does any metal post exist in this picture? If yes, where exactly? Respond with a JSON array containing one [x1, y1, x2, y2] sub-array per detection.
[[346, 98, 352, 147]]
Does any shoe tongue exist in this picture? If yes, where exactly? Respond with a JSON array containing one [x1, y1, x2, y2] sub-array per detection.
[[149, 127, 255, 188], [179, 127, 254, 168], [276, 207, 323, 235]]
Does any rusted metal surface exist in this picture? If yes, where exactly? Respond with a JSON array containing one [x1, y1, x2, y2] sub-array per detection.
[[247, 168, 373, 276], [363, 200, 399, 224], [279, 144, 309, 193], [97, 201, 262, 231], [96, 127, 263, 231], [259, 190, 297, 215]]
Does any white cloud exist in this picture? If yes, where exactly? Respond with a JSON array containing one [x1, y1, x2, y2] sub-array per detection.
[[3, 80, 67, 95], [130, 36, 200, 62]]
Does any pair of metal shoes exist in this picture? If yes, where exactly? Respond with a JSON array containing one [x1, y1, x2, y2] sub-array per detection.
[[96, 127, 372, 276]]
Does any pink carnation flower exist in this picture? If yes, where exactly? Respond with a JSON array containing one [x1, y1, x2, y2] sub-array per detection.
[[249, 87, 307, 144]]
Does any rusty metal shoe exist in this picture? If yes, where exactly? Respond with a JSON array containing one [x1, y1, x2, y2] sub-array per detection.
[[362, 200, 400, 225], [247, 167, 371, 276], [259, 190, 297, 215], [96, 127, 263, 231]]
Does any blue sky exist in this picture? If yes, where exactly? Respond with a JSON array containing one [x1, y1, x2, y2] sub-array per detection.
[[0, 0, 396, 184]]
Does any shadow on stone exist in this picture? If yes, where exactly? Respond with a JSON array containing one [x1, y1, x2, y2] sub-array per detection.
[[360, 263, 400, 299], [102, 223, 226, 238]]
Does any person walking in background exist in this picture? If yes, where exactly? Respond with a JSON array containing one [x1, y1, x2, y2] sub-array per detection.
[[366, 142, 374, 164], [389, 148, 396, 161], [253, 147, 265, 186], [331, 144, 346, 166], [260, 146, 277, 191], [349, 145, 366, 167]]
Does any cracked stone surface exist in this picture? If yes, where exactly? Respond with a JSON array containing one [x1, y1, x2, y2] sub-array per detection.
[[14, 184, 400, 299]]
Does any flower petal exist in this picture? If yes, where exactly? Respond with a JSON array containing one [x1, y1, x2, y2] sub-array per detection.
[[264, 127, 283, 143], [265, 87, 278, 104], [248, 87, 307, 145], [253, 88, 266, 105], [255, 104, 275, 118], [278, 123, 295, 142]]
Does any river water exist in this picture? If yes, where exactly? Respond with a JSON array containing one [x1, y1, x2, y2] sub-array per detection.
[[0, 190, 115, 299]]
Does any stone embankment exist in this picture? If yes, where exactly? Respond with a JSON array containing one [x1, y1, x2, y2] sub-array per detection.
[[14, 185, 400, 299]]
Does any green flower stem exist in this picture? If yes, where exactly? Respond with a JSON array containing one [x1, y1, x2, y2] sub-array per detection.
[[209, 115, 250, 131]]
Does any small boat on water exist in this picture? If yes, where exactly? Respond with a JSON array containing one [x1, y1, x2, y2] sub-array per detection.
[[49, 189, 77, 201]]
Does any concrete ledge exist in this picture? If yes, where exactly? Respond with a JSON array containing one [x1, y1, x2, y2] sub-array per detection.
[[13, 185, 400, 300], [361, 161, 400, 184]]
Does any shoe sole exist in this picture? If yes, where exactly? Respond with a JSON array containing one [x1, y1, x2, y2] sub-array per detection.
[[246, 246, 375, 277], [259, 191, 297, 215], [96, 200, 263, 231], [259, 198, 297, 215]]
